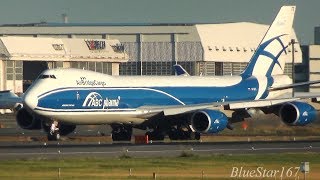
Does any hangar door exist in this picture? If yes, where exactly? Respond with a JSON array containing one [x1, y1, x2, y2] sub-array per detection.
[[23, 61, 49, 92]]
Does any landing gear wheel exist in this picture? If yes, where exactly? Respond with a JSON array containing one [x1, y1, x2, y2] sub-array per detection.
[[145, 131, 165, 141], [47, 132, 60, 141], [168, 128, 179, 140], [111, 132, 131, 141], [111, 125, 132, 141], [168, 127, 188, 140], [168, 127, 201, 140], [189, 132, 201, 140]]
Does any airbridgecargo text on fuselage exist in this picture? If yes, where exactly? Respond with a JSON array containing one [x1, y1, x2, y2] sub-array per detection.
[[76, 77, 107, 87], [82, 92, 120, 109]]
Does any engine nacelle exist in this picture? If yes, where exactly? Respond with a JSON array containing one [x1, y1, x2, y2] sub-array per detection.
[[279, 101, 317, 126], [191, 109, 228, 133], [16, 108, 41, 130]]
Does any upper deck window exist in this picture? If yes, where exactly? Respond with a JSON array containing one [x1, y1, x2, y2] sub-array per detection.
[[39, 74, 56, 79]]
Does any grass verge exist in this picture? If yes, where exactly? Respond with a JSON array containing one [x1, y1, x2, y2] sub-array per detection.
[[0, 153, 319, 179]]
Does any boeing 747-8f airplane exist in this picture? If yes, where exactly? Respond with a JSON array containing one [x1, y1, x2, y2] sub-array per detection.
[[16, 6, 319, 141]]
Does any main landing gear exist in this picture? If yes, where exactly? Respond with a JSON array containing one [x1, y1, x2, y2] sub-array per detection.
[[145, 125, 201, 141], [111, 124, 132, 141], [167, 125, 200, 140], [145, 127, 165, 141]]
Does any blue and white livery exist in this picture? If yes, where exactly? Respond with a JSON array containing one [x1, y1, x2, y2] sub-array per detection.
[[16, 6, 319, 141]]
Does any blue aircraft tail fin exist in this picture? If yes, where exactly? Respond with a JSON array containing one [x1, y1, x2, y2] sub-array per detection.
[[174, 64, 190, 76]]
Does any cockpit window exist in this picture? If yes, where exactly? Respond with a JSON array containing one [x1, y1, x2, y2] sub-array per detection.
[[39, 74, 56, 79]]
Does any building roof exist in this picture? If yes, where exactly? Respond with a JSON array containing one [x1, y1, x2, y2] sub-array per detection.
[[0, 36, 128, 62], [197, 22, 301, 62], [0, 22, 302, 63]]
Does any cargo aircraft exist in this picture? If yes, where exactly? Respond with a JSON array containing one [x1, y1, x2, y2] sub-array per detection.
[[16, 6, 320, 141]]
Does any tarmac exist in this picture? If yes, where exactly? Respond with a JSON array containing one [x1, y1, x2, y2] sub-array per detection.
[[1, 114, 320, 160], [0, 141, 319, 160]]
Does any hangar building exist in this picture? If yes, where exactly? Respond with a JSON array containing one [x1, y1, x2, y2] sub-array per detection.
[[304, 26, 320, 92], [0, 36, 127, 93], [315, 26, 320, 45], [0, 22, 302, 93]]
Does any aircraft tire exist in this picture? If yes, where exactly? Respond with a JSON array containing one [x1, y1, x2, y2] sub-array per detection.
[[145, 131, 165, 141], [47, 132, 60, 141], [189, 132, 201, 140], [168, 128, 187, 140], [111, 132, 131, 141], [168, 131, 179, 140], [111, 125, 132, 141], [168, 128, 200, 140]]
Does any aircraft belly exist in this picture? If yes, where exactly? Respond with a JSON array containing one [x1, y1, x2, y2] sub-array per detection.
[[35, 110, 145, 125]]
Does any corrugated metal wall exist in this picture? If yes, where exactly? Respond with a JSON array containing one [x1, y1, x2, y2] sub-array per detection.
[[123, 42, 139, 62], [120, 41, 203, 75], [142, 42, 172, 61], [176, 42, 203, 61]]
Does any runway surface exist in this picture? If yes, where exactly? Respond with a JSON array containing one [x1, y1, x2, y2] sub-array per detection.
[[0, 141, 319, 160], [1, 114, 320, 160]]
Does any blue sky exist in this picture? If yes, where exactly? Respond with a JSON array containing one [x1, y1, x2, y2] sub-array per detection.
[[0, 0, 319, 44]]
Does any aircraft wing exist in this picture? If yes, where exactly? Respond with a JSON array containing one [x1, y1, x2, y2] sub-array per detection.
[[269, 80, 320, 91], [137, 95, 320, 118], [224, 97, 301, 110], [138, 103, 221, 116], [140, 79, 320, 117]]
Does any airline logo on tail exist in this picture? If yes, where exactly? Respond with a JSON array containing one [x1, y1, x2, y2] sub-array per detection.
[[243, 34, 289, 77]]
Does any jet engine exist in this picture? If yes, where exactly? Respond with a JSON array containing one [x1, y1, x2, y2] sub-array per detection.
[[190, 109, 228, 133], [279, 101, 317, 126], [16, 108, 41, 130]]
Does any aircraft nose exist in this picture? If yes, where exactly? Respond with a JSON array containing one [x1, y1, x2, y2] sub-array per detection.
[[23, 92, 38, 110]]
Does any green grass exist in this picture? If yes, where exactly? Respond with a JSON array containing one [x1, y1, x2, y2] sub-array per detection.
[[0, 153, 319, 179]]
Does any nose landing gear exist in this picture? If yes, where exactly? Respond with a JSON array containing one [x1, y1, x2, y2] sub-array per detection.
[[47, 121, 60, 141]]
